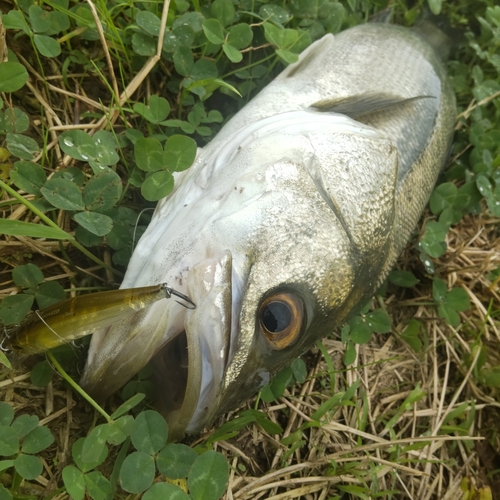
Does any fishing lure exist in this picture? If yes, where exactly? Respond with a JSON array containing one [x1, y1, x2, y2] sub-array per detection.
[[5, 284, 195, 354]]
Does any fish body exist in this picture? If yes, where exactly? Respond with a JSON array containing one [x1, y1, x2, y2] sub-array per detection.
[[81, 23, 456, 440]]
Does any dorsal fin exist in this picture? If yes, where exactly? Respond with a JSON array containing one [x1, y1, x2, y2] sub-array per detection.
[[280, 34, 335, 79], [311, 93, 435, 119]]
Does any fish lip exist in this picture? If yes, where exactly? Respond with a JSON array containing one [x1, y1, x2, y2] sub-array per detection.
[[157, 250, 233, 439]]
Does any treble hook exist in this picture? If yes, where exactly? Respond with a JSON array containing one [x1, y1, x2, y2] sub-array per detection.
[[161, 284, 197, 309]]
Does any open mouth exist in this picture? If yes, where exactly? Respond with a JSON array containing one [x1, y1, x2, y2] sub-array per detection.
[[81, 250, 234, 440]]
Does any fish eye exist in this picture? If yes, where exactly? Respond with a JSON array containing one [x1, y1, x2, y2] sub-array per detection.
[[258, 292, 304, 349]]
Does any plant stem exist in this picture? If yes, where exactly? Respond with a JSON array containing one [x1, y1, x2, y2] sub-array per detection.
[[47, 350, 113, 423]]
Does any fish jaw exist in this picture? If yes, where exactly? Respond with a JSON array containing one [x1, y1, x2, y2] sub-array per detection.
[[80, 251, 237, 439], [153, 251, 234, 439]]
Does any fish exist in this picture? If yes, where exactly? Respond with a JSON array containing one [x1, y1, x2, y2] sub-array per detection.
[[80, 22, 456, 441]]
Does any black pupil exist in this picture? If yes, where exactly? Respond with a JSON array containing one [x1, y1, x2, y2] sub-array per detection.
[[262, 301, 292, 333]]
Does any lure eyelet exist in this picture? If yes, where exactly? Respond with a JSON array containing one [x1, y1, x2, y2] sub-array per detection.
[[258, 292, 304, 349]]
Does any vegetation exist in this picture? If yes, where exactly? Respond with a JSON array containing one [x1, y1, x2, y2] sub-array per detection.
[[0, 0, 499, 498]]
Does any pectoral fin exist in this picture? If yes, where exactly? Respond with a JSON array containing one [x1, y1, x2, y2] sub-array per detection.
[[311, 93, 435, 119]]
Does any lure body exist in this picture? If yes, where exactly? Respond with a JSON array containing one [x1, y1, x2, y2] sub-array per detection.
[[10, 285, 185, 354]]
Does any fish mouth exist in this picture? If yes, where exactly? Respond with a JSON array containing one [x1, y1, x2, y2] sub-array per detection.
[[80, 251, 234, 440]]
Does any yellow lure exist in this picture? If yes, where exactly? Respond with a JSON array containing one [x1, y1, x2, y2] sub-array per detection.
[[9, 284, 194, 354]]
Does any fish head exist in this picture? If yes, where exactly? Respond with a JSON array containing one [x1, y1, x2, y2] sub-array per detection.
[[81, 110, 399, 440]]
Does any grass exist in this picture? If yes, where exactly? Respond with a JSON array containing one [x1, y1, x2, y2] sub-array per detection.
[[1, 0, 500, 498]]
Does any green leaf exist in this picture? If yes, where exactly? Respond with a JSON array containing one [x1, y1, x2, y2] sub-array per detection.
[[10, 161, 46, 195], [119, 451, 155, 494], [47, 11, 70, 34], [0, 460, 14, 473], [227, 23, 253, 49], [365, 309, 391, 334], [53, 166, 85, 186], [30, 360, 53, 387], [14, 453, 42, 480], [11, 415, 39, 438], [259, 4, 292, 26], [438, 304, 461, 327], [0, 62, 29, 93], [205, 409, 281, 444], [291, 357, 307, 383], [34, 34, 61, 57], [400, 320, 423, 353], [211, 0, 234, 27], [344, 340, 356, 365], [388, 270, 419, 288], [59, 130, 97, 162], [263, 22, 298, 49], [143, 483, 191, 500], [188, 451, 229, 500], [349, 317, 372, 344], [429, 183, 458, 215], [93, 130, 118, 160], [12, 263, 44, 290], [207, 110, 223, 123], [432, 278, 448, 303], [420, 221, 448, 258], [84, 471, 112, 500], [156, 443, 198, 478], [29, 5, 51, 33], [35, 281, 66, 309], [0, 404, 14, 427], [136, 10, 161, 36], [41, 178, 84, 210], [62, 465, 86, 500], [0, 353, 12, 370], [0, 294, 34, 325], [104, 416, 135, 446], [2, 10, 29, 33], [73, 211, 113, 236], [222, 43, 242, 63], [0, 425, 20, 456], [131, 410, 168, 454], [310, 392, 345, 422], [192, 59, 218, 80], [164, 134, 197, 172], [174, 46, 194, 76], [476, 174, 492, 198], [6, 133, 39, 160], [75, 225, 104, 247], [427, 0, 442, 15], [72, 437, 107, 473], [111, 393, 146, 419], [3, 108, 30, 133], [0, 220, 70, 240], [83, 170, 122, 212], [134, 137, 164, 172], [444, 288, 471, 312], [81, 426, 108, 466], [276, 48, 299, 64], [141, 171, 174, 201], [134, 95, 171, 124], [202, 18, 225, 45], [132, 32, 157, 56], [0, 484, 13, 500], [260, 366, 293, 402], [243, 409, 283, 434]]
